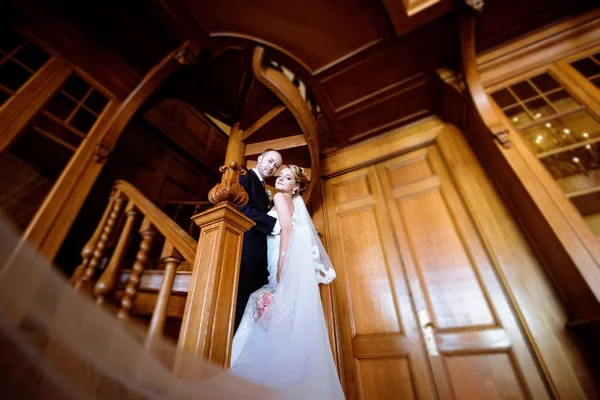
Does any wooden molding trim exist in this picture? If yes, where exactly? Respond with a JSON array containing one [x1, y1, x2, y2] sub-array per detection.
[[321, 117, 442, 177], [244, 134, 307, 156], [479, 9, 600, 90], [243, 104, 286, 140], [460, 14, 511, 148], [252, 46, 320, 203]]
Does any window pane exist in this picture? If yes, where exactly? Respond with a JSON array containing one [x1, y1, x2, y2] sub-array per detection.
[[84, 90, 108, 114], [546, 90, 579, 112], [556, 111, 600, 142], [524, 97, 555, 119], [45, 92, 78, 120], [0, 89, 10, 107], [0, 59, 32, 91], [542, 145, 599, 185], [36, 114, 84, 148], [62, 74, 90, 100], [521, 111, 600, 155], [70, 108, 97, 133], [571, 57, 600, 79], [530, 73, 560, 93], [504, 105, 533, 127], [9, 125, 74, 180], [491, 89, 517, 108], [510, 81, 538, 101], [15, 43, 50, 70]]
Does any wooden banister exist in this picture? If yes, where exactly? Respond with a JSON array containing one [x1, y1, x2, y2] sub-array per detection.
[[252, 47, 320, 203], [459, 9, 511, 148], [94, 200, 138, 305], [113, 180, 197, 264]]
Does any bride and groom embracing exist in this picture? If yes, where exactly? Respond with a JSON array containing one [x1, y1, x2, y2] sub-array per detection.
[[230, 149, 345, 399]]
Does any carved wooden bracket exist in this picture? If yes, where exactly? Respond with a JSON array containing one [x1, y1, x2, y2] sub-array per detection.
[[208, 161, 249, 206], [173, 44, 198, 65], [93, 142, 112, 163], [465, 0, 484, 13], [459, 13, 511, 149]]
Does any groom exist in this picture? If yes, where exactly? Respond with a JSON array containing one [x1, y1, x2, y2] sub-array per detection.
[[234, 149, 283, 332]]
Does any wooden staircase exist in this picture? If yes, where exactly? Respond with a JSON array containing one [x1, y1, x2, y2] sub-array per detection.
[[70, 46, 321, 366]]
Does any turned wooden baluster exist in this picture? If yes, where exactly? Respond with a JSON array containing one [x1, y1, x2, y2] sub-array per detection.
[[94, 201, 138, 306], [74, 192, 126, 292], [144, 242, 182, 353], [118, 217, 155, 320], [71, 190, 116, 284]]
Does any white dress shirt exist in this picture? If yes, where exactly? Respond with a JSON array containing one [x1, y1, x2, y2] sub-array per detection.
[[252, 168, 280, 235]]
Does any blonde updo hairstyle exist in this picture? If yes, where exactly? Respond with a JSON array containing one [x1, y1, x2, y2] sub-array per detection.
[[286, 164, 309, 197]]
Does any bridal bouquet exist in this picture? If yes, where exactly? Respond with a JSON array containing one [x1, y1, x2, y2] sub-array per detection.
[[252, 288, 274, 322]]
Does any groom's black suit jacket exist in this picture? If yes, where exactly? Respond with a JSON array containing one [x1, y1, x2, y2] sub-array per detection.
[[234, 168, 277, 331], [238, 168, 277, 257]]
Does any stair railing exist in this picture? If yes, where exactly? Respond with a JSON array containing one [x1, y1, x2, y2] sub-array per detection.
[[72, 180, 197, 351]]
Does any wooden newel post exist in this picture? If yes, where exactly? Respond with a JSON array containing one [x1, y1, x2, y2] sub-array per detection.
[[174, 161, 254, 375]]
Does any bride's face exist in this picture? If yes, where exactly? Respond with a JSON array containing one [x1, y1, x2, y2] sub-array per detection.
[[275, 168, 298, 194]]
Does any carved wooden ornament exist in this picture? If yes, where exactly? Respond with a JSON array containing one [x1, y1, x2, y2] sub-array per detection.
[[208, 161, 249, 206]]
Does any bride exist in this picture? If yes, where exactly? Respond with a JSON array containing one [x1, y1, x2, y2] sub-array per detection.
[[230, 165, 345, 399]]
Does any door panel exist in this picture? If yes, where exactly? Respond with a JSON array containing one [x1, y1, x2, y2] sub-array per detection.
[[323, 138, 551, 399], [325, 169, 436, 400], [445, 353, 527, 399], [358, 357, 416, 399]]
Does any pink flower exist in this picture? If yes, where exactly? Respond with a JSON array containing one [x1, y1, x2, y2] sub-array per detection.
[[252, 289, 274, 322]]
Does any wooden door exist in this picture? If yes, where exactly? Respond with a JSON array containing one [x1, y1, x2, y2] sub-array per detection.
[[324, 142, 551, 399], [324, 167, 437, 399]]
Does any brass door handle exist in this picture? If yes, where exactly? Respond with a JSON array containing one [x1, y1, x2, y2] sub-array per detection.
[[418, 310, 439, 357]]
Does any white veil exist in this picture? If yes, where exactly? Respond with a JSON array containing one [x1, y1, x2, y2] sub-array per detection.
[[230, 196, 343, 399], [0, 196, 342, 399]]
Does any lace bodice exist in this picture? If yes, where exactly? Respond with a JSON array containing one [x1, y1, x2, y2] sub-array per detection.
[[266, 207, 335, 288]]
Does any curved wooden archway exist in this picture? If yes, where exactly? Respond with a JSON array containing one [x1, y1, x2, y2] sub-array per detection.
[[251, 46, 320, 204]]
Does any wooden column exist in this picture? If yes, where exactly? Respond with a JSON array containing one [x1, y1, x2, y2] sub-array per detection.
[[223, 122, 246, 166], [175, 161, 253, 374], [144, 249, 182, 353], [174, 202, 254, 374]]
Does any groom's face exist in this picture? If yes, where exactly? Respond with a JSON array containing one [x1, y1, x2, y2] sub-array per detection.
[[256, 151, 282, 178]]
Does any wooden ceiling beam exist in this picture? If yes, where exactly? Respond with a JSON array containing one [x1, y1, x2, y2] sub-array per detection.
[[244, 134, 307, 156], [243, 105, 286, 141]]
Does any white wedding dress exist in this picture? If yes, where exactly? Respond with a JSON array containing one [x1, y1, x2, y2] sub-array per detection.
[[230, 196, 344, 399]]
